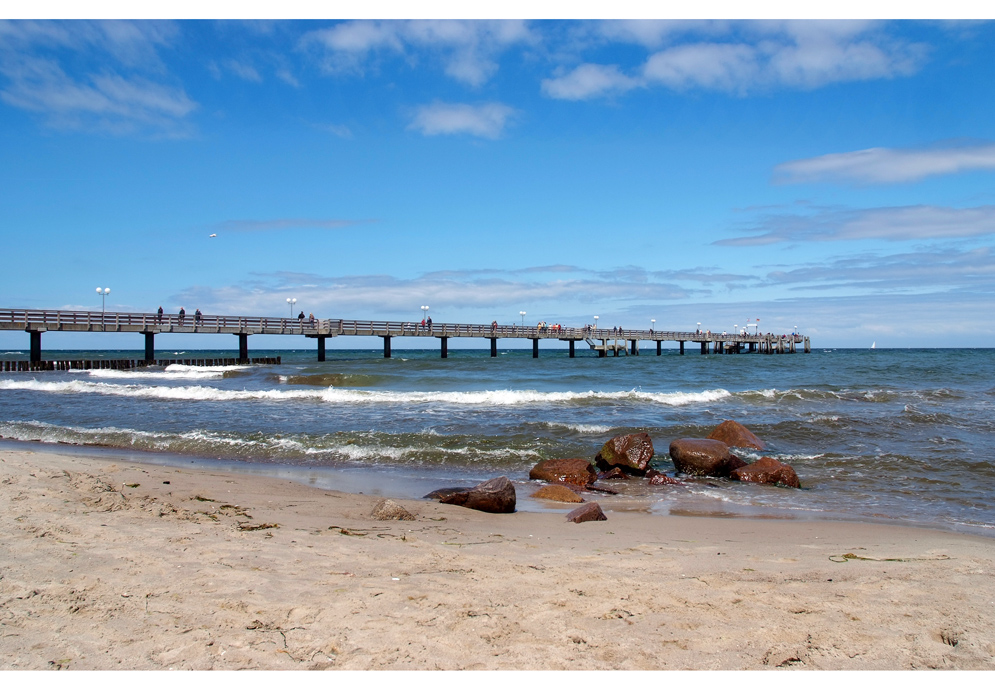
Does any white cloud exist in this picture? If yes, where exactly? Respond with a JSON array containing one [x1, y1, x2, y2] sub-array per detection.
[[408, 101, 516, 139], [717, 204, 995, 245], [774, 142, 995, 184], [225, 59, 262, 82], [299, 19, 533, 86], [541, 63, 640, 100], [543, 20, 927, 100]]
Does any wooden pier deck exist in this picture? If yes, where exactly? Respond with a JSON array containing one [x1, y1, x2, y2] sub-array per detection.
[[0, 308, 810, 363]]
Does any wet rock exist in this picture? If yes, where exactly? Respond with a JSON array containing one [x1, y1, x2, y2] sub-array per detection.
[[529, 458, 597, 487], [646, 470, 682, 486], [595, 433, 655, 473], [707, 420, 766, 451], [424, 487, 472, 500], [668, 438, 743, 477], [566, 502, 607, 523], [598, 467, 629, 480], [439, 476, 517, 513], [531, 485, 584, 503], [730, 456, 801, 488], [371, 498, 415, 521]]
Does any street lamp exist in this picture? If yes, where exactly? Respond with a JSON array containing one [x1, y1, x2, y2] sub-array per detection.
[[519, 310, 526, 327], [421, 305, 430, 323], [286, 297, 297, 317], [650, 318, 655, 331], [594, 316, 599, 331], [696, 321, 701, 334], [96, 287, 110, 315]]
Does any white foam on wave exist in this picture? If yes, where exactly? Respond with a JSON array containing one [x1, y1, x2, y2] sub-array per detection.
[[0, 379, 732, 407], [86, 363, 248, 381], [544, 421, 613, 434]]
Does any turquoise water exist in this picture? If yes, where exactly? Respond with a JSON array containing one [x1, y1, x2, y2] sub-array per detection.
[[1, 346, 993, 534]]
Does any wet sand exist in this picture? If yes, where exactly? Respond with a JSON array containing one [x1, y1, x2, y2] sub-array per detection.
[[1, 447, 993, 670]]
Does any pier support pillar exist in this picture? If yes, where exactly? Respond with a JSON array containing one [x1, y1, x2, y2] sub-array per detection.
[[679, 340, 684, 355], [383, 335, 391, 358], [804, 337, 811, 353], [532, 338, 539, 358], [29, 331, 41, 363], [613, 340, 619, 356], [630, 339, 638, 355], [716, 341, 723, 354], [598, 346, 606, 358], [238, 333, 248, 362], [440, 337, 448, 359], [317, 336, 326, 362], [790, 338, 796, 353], [490, 338, 497, 357], [701, 342, 707, 355], [569, 340, 575, 358], [144, 332, 154, 362], [657, 340, 662, 356]]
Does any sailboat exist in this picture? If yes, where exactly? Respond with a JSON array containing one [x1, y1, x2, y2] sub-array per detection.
[[871, 341, 876, 349]]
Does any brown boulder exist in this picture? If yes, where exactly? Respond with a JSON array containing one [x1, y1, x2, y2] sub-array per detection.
[[371, 498, 415, 521], [708, 420, 766, 451], [647, 472, 682, 486], [668, 438, 743, 477], [423, 487, 471, 500], [595, 433, 655, 473], [529, 458, 597, 487], [730, 457, 801, 488], [566, 502, 607, 523], [439, 476, 516, 513], [598, 467, 629, 480], [532, 485, 584, 503]]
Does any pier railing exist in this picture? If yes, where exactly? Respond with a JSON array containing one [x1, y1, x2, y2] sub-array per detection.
[[0, 309, 804, 343]]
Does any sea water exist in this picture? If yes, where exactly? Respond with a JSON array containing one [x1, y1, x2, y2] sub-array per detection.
[[1, 346, 993, 535]]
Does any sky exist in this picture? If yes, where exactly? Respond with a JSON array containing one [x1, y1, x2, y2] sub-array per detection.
[[2, 5, 995, 350]]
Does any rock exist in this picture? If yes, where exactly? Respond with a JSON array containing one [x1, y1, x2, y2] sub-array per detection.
[[707, 420, 766, 451], [423, 487, 472, 500], [668, 438, 743, 477], [647, 472, 682, 486], [371, 498, 415, 521], [532, 485, 584, 503], [529, 458, 597, 487], [566, 502, 607, 523], [439, 476, 516, 513], [598, 467, 629, 480], [595, 433, 655, 473], [730, 457, 801, 488]]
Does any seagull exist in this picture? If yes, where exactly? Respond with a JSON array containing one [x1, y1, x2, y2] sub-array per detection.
[[209, 233, 217, 238]]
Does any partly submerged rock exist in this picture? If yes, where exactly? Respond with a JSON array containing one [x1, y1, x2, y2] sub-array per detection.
[[730, 456, 801, 488], [669, 438, 746, 477], [598, 467, 629, 480], [595, 433, 655, 473], [531, 485, 584, 503], [707, 420, 766, 451], [438, 476, 517, 513], [424, 487, 472, 500], [646, 469, 682, 486], [529, 458, 598, 487], [371, 498, 415, 521], [566, 502, 607, 523]]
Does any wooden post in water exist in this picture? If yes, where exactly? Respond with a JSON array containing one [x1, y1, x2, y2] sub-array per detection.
[[144, 332, 154, 362], [490, 338, 497, 357], [440, 336, 448, 359], [29, 331, 41, 363], [238, 333, 248, 362], [317, 335, 326, 362], [383, 335, 391, 359], [532, 338, 539, 358], [568, 340, 575, 358]]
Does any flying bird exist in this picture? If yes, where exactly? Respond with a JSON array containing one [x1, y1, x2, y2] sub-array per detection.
[[209, 233, 217, 238]]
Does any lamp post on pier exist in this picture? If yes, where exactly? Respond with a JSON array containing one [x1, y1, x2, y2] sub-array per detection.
[[96, 287, 110, 315], [421, 305, 430, 323], [594, 315, 599, 332], [651, 318, 655, 332], [696, 322, 701, 334], [519, 310, 526, 327], [286, 297, 297, 317]]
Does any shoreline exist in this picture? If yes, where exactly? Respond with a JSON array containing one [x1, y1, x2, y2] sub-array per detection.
[[2, 437, 992, 538], [1, 445, 993, 670]]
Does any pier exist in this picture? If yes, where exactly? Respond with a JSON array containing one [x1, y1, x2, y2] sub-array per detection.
[[0, 308, 810, 364]]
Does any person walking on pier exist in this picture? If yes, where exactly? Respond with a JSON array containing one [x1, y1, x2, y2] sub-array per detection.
[[178, 307, 185, 325], [308, 312, 315, 327], [297, 311, 305, 328], [157, 306, 163, 323], [194, 308, 202, 324]]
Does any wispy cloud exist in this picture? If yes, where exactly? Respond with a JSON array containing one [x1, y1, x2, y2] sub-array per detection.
[[543, 20, 926, 100], [774, 141, 995, 185], [717, 204, 995, 246], [299, 19, 534, 87], [213, 218, 372, 233], [408, 101, 517, 139], [0, 19, 195, 136]]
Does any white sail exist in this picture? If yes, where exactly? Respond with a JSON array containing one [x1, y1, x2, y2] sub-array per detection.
[[871, 341, 876, 349]]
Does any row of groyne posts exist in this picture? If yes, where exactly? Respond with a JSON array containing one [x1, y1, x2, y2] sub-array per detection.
[[0, 308, 811, 364]]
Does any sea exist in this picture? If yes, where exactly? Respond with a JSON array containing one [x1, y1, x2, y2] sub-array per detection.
[[1, 345, 993, 536]]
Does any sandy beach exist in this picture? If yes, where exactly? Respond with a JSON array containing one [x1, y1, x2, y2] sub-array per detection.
[[0, 446, 993, 670]]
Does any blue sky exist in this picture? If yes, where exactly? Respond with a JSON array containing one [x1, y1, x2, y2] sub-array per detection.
[[2, 10, 995, 349]]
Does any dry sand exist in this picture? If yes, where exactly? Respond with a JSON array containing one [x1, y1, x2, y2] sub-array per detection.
[[1, 447, 993, 670]]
